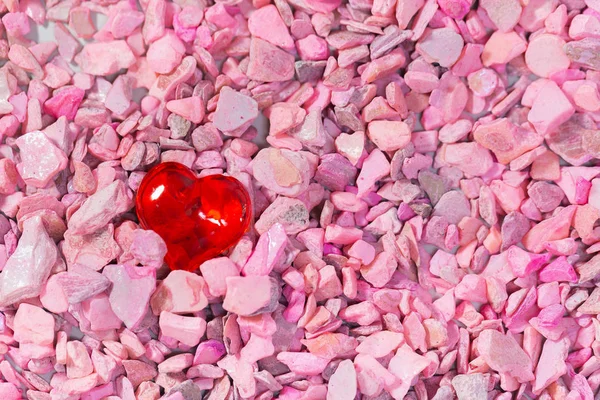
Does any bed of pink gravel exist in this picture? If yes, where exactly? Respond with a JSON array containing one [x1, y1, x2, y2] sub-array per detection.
[[2, 0, 600, 398]]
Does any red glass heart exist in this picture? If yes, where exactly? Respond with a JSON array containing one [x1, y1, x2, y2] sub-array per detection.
[[135, 162, 252, 271]]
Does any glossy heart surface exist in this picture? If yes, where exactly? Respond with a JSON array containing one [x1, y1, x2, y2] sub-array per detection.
[[135, 162, 251, 271]]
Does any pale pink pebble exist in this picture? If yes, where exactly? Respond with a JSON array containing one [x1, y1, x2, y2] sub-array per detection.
[[451, 373, 490, 400], [520, 0, 557, 31], [159, 311, 206, 347], [0, 158, 18, 195], [13, 303, 54, 348], [23, 98, 43, 133], [578, 287, 600, 314], [247, 38, 295, 82], [482, 31, 527, 66], [522, 205, 576, 253], [267, 103, 306, 137], [248, 4, 293, 50], [157, 354, 194, 374], [111, 9, 144, 38], [213, 87, 258, 134], [142, 0, 166, 43], [8, 44, 43, 79], [564, 80, 600, 112], [104, 75, 133, 115], [443, 142, 493, 177], [477, 329, 534, 382], [324, 224, 363, 245], [194, 340, 226, 365], [507, 245, 551, 278], [335, 131, 364, 166], [147, 32, 185, 75], [44, 86, 85, 121], [82, 292, 123, 331], [467, 68, 498, 97], [147, 56, 194, 100], [396, 0, 423, 29], [353, 354, 396, 397], [7, 92, 26, 124], [296, 34, 329, 61], [134, 381, 160, 400], [537, 282, 560, 308], [313, 265, 342, 301], [77, 41, 136, 76], [569, 14, 600, 40], [150, 270, 207, 315], [479, 0, 522, 32], [2, 12, 30, 36], [490, 180, 525, 214], [326, 359, 357, 400], [360, 251, 397, 288], [255, 196, 309, 235], [437, 0, 472, 19], [103, 264, 155, 329], [130, 228, 167, 268], [69, 7, 96, 39], [199, 257, 239, 297], [387, 344, 431, 398], [366, 120, 411, 152], [544, 4, 567, 34], [42, 63, 71, 89], [54, 23, 81, 63], [0, 115, 19, 138], [112, 335, 140, 364], [276, 352, 329, 375], [525, 34, 570, 78], [0, 383, 22, 400], [39, 273, 68, 314], [402, 312, 427, 352], [66, 341, 93, 379], [528, 81, 575, 136], [356, 149, 390, 197], [242, 223, 287, 276], [416, 28, 464, 67], [0, 216, 56, 306], [356, 331, 404, 358], [360, 50, 406, 84], [347, 239, 376, 265], [533, 337, 570, 394], [223, 276, 280, 316], [61, 374, 100, 397], [454, 274, 487, 303]]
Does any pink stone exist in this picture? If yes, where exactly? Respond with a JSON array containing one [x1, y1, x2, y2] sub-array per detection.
[[223, 276, 280, 316], [0, 217, 57, 306], [416, 28, 464, 67], [159, 311, 206, 347], [327, 360, 357, 400], [246, 38, 295, 82], [103, 264, 156, 329], [533, 337, 570, 394], [482, 31, 527, 66], [276, 352, 329, 375], [528, 80, 575, 135], [16, 130, 68, 188], [479, 0, 522, 32], [525, 34, 571, 78], [366, 120, 411, 151], [150, 270, 207, 315], [296, 34, 329, 61], [78, 41, 136, 76], [477, 329, 534, 383]]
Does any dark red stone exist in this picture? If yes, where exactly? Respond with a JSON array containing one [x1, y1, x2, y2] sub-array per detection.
[[136, 162, 251, 271]]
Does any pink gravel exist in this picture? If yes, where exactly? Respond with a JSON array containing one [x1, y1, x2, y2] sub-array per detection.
[[0, 0, 599, 399]]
